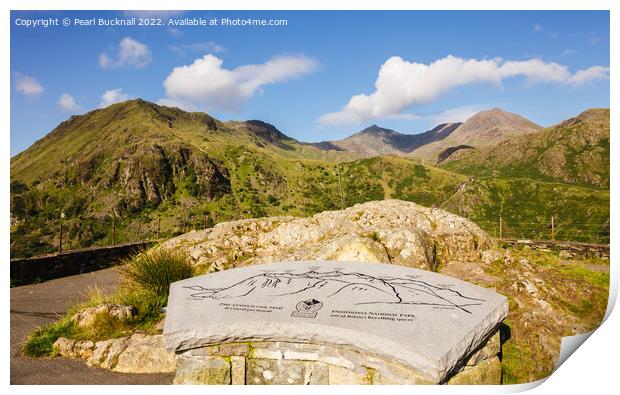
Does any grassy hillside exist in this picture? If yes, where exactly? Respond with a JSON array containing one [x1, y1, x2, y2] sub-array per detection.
[[10, 100, 610, 258], [440, 109, 610, 189]]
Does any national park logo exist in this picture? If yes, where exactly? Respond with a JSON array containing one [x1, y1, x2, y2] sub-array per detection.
[[291, 298, 323, 318]]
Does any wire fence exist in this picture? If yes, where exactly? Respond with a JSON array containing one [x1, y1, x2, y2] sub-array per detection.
[[55, 212, 218, 253], [50, 213, 610, 256], [473, 217, 610, 244]]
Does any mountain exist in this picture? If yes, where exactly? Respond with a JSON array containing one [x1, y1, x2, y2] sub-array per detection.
[[10, 100, 609, 258], [409, 108, 542, 162], [440, 108, 610, 188], [313, 123, 461, 156], [312, 108, 540, 162]]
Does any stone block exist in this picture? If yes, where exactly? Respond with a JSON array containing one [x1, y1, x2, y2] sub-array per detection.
[[165, 261, 508, 383], [219, 343, 250, 356], [174, 355, 231, 384], [328, 365, 371, 385], [466, 331, 501, 366], [113, 334, 176, 373], [230, 356, 245, 385], [447, 357, 502, 385], [251, 348, 283, 360], [304, 362, 329, 385], [246, 359, 305, 385]]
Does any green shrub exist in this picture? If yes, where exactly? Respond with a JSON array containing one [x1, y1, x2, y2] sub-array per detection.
[[120, 248, 194, 297]]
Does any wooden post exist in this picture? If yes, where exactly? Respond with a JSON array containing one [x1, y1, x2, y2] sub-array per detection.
[[204, 213, 209, 229], [59, 212, 65, 253], [112, 217, 116, 245], [499, 216, 503, 239], [336, 163, 345, 210], [59, 221, 63, 253], [157, 218, 161, 239], [551, 216, 555, 242]]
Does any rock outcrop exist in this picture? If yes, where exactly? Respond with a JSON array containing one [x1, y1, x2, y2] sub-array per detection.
[[160, 199, 491, 273], [53, 334, 175, 374]]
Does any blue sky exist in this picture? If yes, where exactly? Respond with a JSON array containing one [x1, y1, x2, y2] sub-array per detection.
[[10, 10, 609, 155]]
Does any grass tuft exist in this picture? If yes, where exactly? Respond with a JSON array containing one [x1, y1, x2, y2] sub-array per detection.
[[120, 248, 194, 298]]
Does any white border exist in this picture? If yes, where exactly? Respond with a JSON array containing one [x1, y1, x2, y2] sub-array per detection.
[[2, 1, 616, 395]]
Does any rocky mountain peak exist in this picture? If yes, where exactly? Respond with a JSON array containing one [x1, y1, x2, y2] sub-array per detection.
[[358, 124, 396, 136], [461, 108, 540, 130]]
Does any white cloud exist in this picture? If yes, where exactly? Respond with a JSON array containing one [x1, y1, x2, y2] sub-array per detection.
[[498, 58, 571, 84], [161, 54, 318, 112], [319, 55, 609, 125], [170, 41, 227, 57], [568, 66, 610, 86], [57, 93, 80, 112], [533, 24, 543, 32], [14, 72, 44, 97], [99, 88, 131, 107], [100, 37, 152, 69], [561, 49, 577, 56]]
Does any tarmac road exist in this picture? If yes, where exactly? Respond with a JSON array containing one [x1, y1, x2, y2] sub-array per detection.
[[10, 267, 174, 385]]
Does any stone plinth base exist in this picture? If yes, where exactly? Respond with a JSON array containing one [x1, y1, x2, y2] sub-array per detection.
[[173, 330, 502, 385]]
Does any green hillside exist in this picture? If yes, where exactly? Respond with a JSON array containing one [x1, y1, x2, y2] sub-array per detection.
[[440, 109, 610, 189], [10, 100, 610, 258]]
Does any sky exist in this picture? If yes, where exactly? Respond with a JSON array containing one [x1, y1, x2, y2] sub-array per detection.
[[10, 10, 610, 155]]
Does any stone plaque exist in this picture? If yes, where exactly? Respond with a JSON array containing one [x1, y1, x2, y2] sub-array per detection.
[[164, 261, 508, 382]]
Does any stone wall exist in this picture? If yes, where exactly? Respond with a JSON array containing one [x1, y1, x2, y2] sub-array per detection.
[[10, 242, 155, 285], [172, 330, 502, 385], [498, 239, 609, 259]]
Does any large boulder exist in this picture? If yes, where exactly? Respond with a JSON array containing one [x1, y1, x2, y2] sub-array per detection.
[[161, 199, 490, 272]]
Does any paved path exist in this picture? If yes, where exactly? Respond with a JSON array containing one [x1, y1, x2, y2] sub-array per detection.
[[10, 268, 173, 384]]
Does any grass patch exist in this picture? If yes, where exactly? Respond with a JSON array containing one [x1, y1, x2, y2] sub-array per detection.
[[22, 247, 194, 357], [500, 325, 538, 385], [363, 231, 381, 242], [557, 264, 609, 289], [120, 248, 194, 298], [22, 316, 77, 357]]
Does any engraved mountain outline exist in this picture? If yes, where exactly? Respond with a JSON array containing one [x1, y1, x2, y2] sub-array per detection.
[[183, 270, 485, 314]]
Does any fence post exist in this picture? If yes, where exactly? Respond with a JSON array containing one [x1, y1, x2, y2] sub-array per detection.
[[336, 163, 345, 210], [112, 217, 116, 245], [499, 216, 503, 239], [59, 218, 63, 253], [551, 216, 555, 242], [157, 217, 161, 239]]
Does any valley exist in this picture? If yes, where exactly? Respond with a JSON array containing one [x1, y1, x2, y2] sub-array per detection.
[[10, 100, 610, 258]]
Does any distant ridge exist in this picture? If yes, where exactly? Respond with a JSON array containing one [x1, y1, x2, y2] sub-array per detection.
[[313, 122, 462, 157]]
